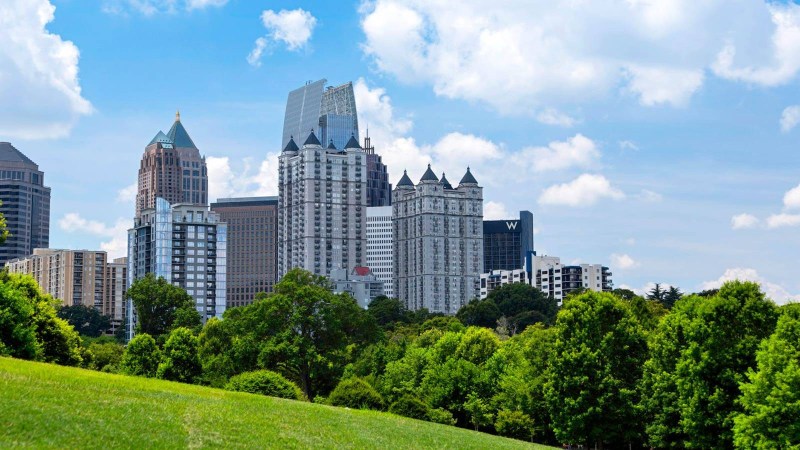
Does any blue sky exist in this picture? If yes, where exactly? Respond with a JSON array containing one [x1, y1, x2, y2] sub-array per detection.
[[2, 0, 800, 302]]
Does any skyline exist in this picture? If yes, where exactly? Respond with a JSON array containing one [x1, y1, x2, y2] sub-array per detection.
[[2, 0, 800, 302]]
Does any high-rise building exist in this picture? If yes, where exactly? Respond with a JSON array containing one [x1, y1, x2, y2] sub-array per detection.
[[136, 112, 208, 218], [282, 79, 359, 151], [479, 268, 528, 299], [278, 132, 367, 278], [0, 143, 50, 266], [127, 198, 227, 338], [210, 196, 279, 307], [330, 266, 384, 309], [104, 257, 127, 333], [529, 255, 612, 303], [363, 135, 392, 207], [483, 211, 534, 272], [393, 166, 483, 314], [366, 205, 393, 298]]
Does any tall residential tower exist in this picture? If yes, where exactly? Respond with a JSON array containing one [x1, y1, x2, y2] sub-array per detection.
[[282, 79, 359, 151]]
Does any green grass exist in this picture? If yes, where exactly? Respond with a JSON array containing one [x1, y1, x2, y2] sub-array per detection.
[[0, 358, 556, 449]]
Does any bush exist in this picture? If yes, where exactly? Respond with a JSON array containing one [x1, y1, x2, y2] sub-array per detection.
[[156, 327, 201, 383], [495, 410, 535, 441], [86, 341, 125, 372], [0, 280, 39, 359], [327, 377, 385, 410], [225, 370, 305, 401], [389, 394, 431, 420], [120, 333, 160, 377], [426, 407, 456, 426]]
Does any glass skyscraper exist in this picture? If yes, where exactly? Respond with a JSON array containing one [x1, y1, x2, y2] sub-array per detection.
[[282, 79, 359, 151]]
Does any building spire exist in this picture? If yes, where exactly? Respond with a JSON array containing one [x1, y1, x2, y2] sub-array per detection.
[[175, 109, 181, 122]]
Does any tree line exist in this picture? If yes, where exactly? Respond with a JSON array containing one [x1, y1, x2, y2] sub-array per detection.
[[1, 268, 798, 448]]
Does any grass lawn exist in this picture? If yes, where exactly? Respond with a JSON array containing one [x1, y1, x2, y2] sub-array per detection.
[[0, 357, 556, 449]]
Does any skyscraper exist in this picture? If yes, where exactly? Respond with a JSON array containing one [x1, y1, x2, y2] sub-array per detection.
[[136, 112, 208, 218], [366, 205, 393, 298], [278, 131, 367, 278], [364, 135, 392, 207], [0, 142, 50, 266], [210, 196, 279, 307], [483, 211, 534, 272], [393, 166, 483, 314], [282, 79, 359, 151]]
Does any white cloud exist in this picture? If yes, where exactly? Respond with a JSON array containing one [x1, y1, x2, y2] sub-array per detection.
[[619, 140, 639, 151], [247, 9, 316, 66], [185, 0, 227, 10], [58, 213, 129, 259], [360, 0, 800, 112], [538, 174, 625, 207], [520, 134, 600, 173], [102, 0, 225, 15], [701, 267, 797, 305], [116, 183, 137, 204], [206, 154, 279, 202], [637, 189, 663, 203], [784, 183, 800, 209], [0, 0, 92, 139], [247, 37, 268, 67], [766, 213, 800, 228], [611, 253, 639, 270], [780, 105, 800, 132], [535, 108, 577, 127], [483, 201, 510, 220], [731, 213, 760, 229]]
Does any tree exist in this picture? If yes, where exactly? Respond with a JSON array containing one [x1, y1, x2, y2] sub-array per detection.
[[367, 296, 407, 328], [647, 283, 666, 303], [157, 327, 201, 383], [57, 304, 111, 337], [0, 200, 8, 244], [663, 286, 683, 309], [0, 275, 39, 359], [127, 273, 201, 339], [733, 305, 800, 448], [495, 410, 536, 442], [488, 283, 558, 327], [455, 299, 501, 328], [327, 377, 385, 410], [224, 370, 304, 401], [544, 291, 648, 449], [464, 392, 494, 431], [120, 333, 160, 377], [85, 340, 125, 372]]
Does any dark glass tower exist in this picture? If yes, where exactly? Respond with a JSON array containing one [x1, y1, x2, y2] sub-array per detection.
[[282, 79, 359, 151], [483, 210, 534, 272], [0, 142, 50, 266], [363, 135, 392, 206]]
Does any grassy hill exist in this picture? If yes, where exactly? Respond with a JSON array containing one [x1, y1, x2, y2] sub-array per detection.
[[0, 358, 555, 449]]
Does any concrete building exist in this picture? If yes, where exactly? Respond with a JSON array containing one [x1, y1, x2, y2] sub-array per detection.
[[479, 268, 528, 299], [282, 79, 359, 151], [483, 211, 534, 272], [104, 257, 127, 333], [210, 196, 279, 307], [277, 131, 367, 278], [366, 205, 393, 298], [136, 112, 208, 218], [529, 255, 612, 303], [393, 166, 483, 314], [330, 266, 384, 309], [0, 143, 50, 266], [127, 198, 227, 337]]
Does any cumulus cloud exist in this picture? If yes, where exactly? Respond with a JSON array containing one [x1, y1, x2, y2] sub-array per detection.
[[731, 213, 760, 229], [102, 0, 226, 15], [483, 201, 510, 220], [206, 154, 279, 202], [766, 213, 800, 228], [784, 183, 800, 209], [535, 108, 577, 127], [611, 253, 639, 270], [701, 268, 797, 304], [186, 0, 227, 10], [0, 0, 92, 139], [538, 174, 625, 207], [247, 9, 317, 66], [780, 105, 800, 132], [59, 213, 129, 258], [116, 183, 137, 204], [520, 134, 600, 173], [360, 0, 800, 112]]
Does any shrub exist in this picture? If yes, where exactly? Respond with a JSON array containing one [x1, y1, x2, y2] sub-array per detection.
[[327, 377, 385, 410], [86, 341, 125, 372], [225, 370, 305, 401], [156, 327, 201, 383], [426, 407, 456, 426], [389, 394, 431, 420], [120, 333, 160, 377], [495, 410, 535, 441]]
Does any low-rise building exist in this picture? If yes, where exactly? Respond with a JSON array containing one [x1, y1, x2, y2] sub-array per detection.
[[330, 266, 384, 309]]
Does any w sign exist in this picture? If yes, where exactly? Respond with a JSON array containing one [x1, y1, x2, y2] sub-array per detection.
[[506, 221, 518, 230]]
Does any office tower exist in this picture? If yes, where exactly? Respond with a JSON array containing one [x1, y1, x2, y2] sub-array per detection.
[[282, 79, 359, 151], [136, 112, 208, 218], [393, 166, 483, 314], [127, 198, 227, 337], [366, 205, 393, 298], [104, 257, 127, 333], [483, 210, 534, 272], [278, 132, 367, 278], [363, 135, 392, 207], [330, 266, 384, 309], [0, 143, 50, 266], [210, 196, 279, 307], [529, 255, 613, 303]]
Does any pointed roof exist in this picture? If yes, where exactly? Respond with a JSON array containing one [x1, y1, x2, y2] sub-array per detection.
[[440, 172, 452, 189], [344, 134, 361, 149], [420, 164, 439, 183], [283, 136, 299, 152], [148, 131, 173, 146], [0, 142, 36, 165], [327, 139, 337, 150], [459, 166, 478, 185], [166, 113, 198, 149], [396, 170, 414, 187], [303, 129, 321, 147]]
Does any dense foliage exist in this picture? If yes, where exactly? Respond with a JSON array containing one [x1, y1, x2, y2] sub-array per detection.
[[57, 305, 111, 337], [327, 377, 385, 411], [127, 273, 202, 340], [224, 370, 304, 401]]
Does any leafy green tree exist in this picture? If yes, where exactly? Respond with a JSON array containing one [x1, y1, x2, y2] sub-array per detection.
[[454, 326, 500, 366], [663, 286, 683, 309], [127, 273, 201, 339], [57, 304, 111, 337], [464, 392, 494, 431], [733, 304, 800, 448], [488, 283, 558, 328], [327, 377, 385, 410], [455, 298, 501, 328], [647, 283, 666, 303], [420, 316, 464, 333], [157, 327, 201, 383], [225, 370, 304, 401], [0, 276, 39, 359], [495, 410, 536, 442], [544, 291, 648, 448], [367, 296, 408, 328], [0, 200, 8, 244], [120, 333, 160, 377], [85, 340, 125, 372], [389, 394, 432, 420], [196, 317, 236, 387]]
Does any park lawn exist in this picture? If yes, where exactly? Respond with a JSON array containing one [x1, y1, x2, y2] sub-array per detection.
[[0, 357, 556, 449]]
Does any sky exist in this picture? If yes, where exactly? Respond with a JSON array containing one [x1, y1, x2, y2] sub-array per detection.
[[2, 0, 800, 303]]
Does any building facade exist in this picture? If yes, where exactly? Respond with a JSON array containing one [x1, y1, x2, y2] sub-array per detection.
[[127, 198, 227, 337], [364, 135, 392, 207], [366, 205, 393, 298], [479, 268, 528, 299], [393, 166, 483, 314], [483, 210, 534, 272], [136, 112, 208, 218], [104, 257, 127, 333], [529, 255, 613, 303], [330, 266, 384, 309], [210, 196, 279, 307], [0, 143, 50, 266], [278, 132, 367, 278], [282, 79, 359, 151]]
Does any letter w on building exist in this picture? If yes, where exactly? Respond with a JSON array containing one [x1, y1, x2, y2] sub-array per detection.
[[506, 221, 518, 230]]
